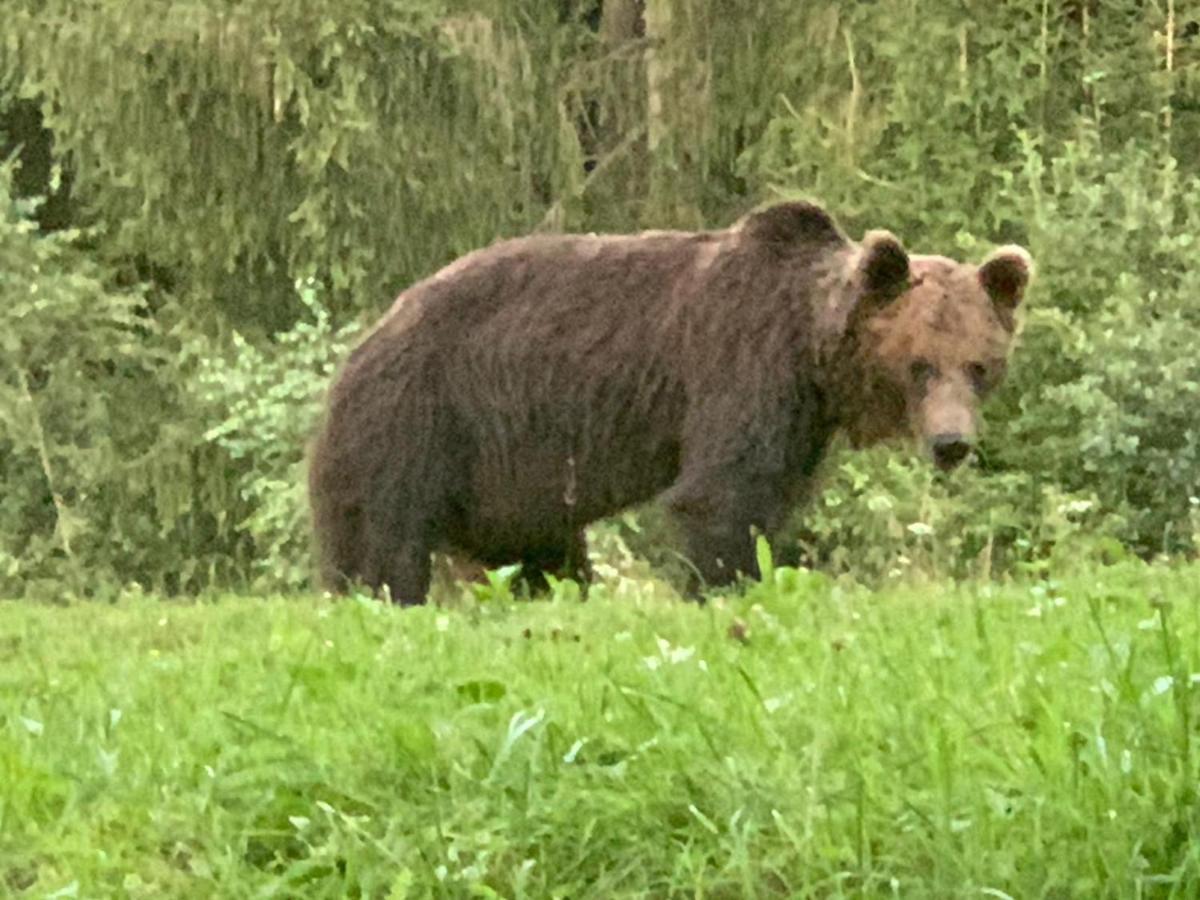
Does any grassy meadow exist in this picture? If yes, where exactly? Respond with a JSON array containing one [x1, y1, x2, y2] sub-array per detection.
[[4, 560, 1200, 898]]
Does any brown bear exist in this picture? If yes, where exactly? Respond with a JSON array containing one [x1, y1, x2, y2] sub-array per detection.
[[307, 200, 1032, 604]]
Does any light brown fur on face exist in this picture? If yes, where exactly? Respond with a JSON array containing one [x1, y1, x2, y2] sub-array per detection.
[[840, 248, 1032, 469]]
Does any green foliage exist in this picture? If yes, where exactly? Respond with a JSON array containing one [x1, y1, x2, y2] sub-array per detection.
[[4, 562, 1200, 894], [3, 0, 592, 329], [0, 160, 140, 592], [1001, 131, 1200, 557], [771, 129, 1200, 581], [187, 281, 361, 591], [0, 161, 247, 598], [793, 449, 1104, 583], [742, 1, 1200, 580]]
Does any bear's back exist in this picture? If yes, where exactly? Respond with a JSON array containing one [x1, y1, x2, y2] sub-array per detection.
[[394, 229, 724, 333]]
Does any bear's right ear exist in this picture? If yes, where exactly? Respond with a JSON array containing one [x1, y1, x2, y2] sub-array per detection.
[[742, 200, 848, 251], [859, 229, 911, 300]]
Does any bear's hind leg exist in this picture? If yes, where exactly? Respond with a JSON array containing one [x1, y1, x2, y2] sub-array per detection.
[[517, 530, 592, 598]]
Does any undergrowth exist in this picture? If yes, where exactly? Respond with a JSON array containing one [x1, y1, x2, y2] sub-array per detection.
[[3, 560, 1199, 897]]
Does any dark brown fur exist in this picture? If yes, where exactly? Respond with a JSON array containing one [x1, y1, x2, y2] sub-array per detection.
[[307, 201, 1032, 604]]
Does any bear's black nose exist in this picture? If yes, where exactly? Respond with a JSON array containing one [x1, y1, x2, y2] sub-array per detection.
[[930, 433, 971, 470]]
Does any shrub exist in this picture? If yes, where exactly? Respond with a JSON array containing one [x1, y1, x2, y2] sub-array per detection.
[[186, 280, 361, 591], [0, 161, 249, 598]]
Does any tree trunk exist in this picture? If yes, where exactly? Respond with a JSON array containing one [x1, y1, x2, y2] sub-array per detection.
[[600, 0, 643, 44]]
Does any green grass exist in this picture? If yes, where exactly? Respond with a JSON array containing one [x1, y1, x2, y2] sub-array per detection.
[[3, 561, 1200, 898]]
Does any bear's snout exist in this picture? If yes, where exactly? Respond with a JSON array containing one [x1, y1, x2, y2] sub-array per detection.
[[929, 432, 972, 471]]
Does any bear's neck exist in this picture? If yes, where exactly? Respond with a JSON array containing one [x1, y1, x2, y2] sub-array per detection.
[[816, 339, 906, 449]]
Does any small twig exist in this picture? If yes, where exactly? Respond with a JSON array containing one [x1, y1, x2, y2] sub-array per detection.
[[575, 36, 659, 73], [1039, 0, 1050, 134], [1165, 0, 1176, 132], [535, 123, 647, 233], [16, 367, 74, 558], [843, 26, 861, 160]]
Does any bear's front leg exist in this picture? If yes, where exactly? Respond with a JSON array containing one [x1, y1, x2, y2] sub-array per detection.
[[663, 377, 828, 599], [662, 472, 790, 599]]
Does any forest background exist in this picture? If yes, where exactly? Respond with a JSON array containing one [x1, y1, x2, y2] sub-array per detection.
[[2, 0, 1199, 600]]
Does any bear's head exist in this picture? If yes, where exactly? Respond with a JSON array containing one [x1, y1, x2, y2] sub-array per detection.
[[839, 230, 1033, 470], [740, 200, 1033, 471]]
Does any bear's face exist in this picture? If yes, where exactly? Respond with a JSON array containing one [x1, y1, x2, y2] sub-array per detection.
[[843, 237, 1033, 471]]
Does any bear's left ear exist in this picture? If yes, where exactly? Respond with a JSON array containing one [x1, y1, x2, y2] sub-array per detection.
[[978, 245, 1034, 319]]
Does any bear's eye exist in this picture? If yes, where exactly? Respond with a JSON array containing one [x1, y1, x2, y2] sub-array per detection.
[[909, 359, 937, 386], [967, 362, 989, 393]]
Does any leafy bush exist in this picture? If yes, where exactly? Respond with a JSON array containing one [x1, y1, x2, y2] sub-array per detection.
[[0, 161, 252, 598], [999, 132, 1200, 558], [187, 281, 361, 591], [2, 0, 594, 329], [740, 4, 1200, 580]]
